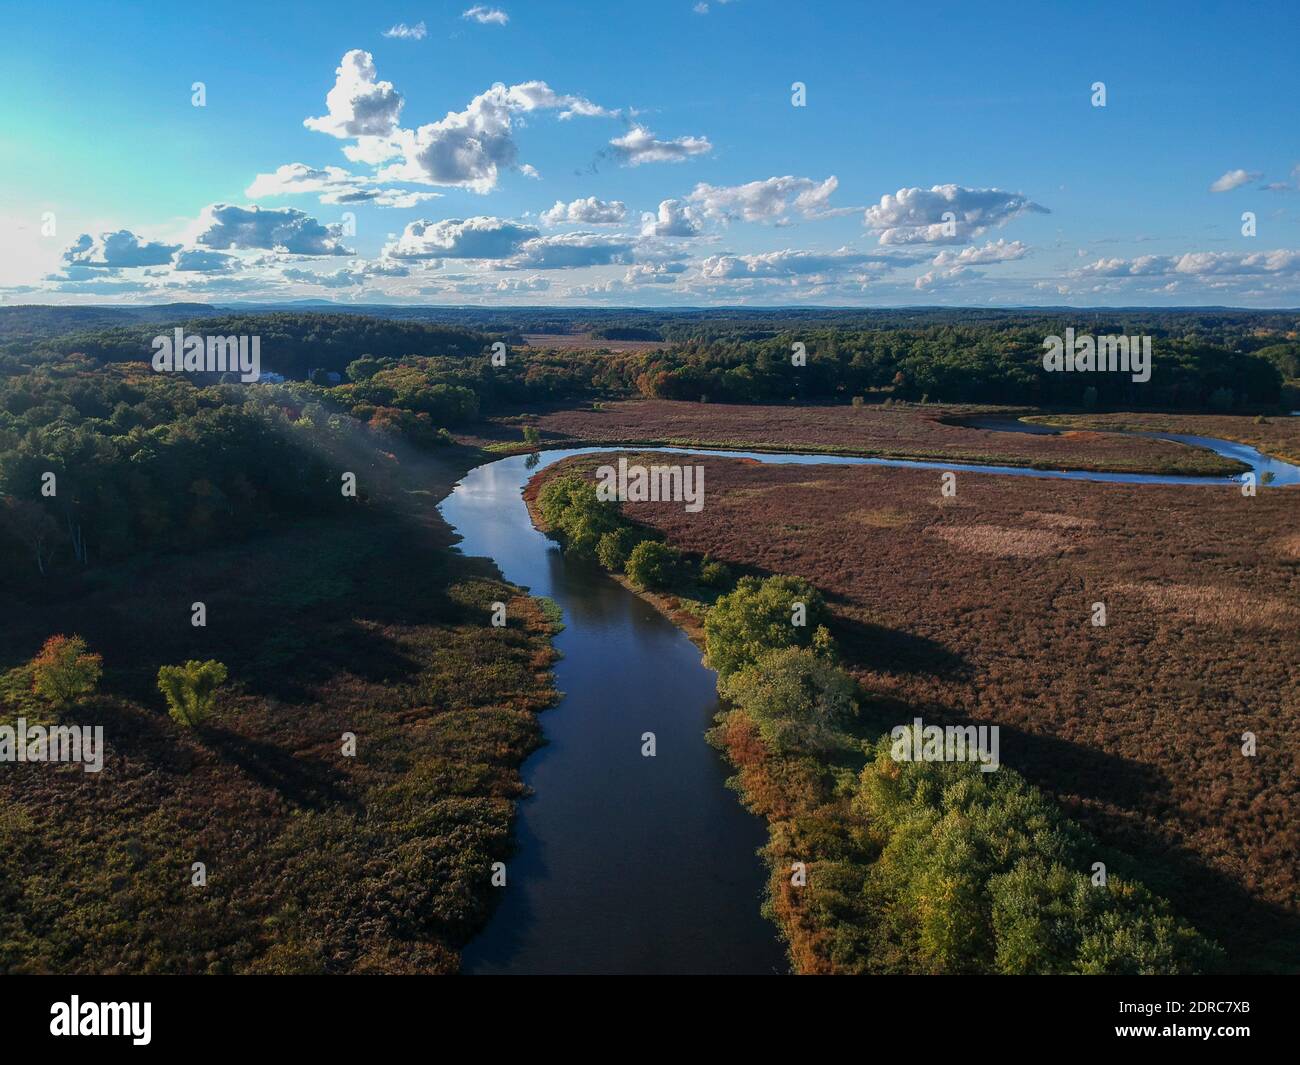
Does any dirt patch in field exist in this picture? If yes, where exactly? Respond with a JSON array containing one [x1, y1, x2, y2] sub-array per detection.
[[1109, 580, 1296, 630], [929, 523, 1072, 558]]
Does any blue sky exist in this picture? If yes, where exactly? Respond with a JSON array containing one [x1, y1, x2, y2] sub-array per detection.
[[2, 0, 1297, 306]]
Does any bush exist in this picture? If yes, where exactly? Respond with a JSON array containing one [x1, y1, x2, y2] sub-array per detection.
[[625, 540, 679, 590], [158, 660, 229, 728], [596, 527, 640, 571], [719, 646, 857, 754], [31, 635, 102, 709], [703, 574, 827, 678], [698, 557, 731, 588]]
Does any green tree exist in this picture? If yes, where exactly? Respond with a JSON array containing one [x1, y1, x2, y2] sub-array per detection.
[[596, 527, 639, 571], [625, 540, 679, 589], [703, 574, 826, 677], [31, 635, 102, 709], [158, 660, 228, 728], [537, 474, 622, 557], [719, 646, 857, 754]]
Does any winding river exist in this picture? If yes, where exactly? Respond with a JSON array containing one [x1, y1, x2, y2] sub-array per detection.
[[443, 425, 1297, 975]]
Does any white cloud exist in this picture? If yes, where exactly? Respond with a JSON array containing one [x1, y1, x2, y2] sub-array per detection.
[[640, 199, 702, 237], [376, 81, 616, 193], [864, 184, 1048, 245], [281, 259, 413, 288], [1209, 169, 1261, 193], [462, 6, 509, 25], [455, 276, 551, 296], [689, 175, 843, 223], [698, 246, 915, 279], [625, 262, 687, 284], [608, 125, 712, 166], [304, 50, 404, 139], [385, 216, 538, 259], [171, 249, 240, 273], [511, 232, 636, 269], [60, 230, 180, 269], [540, 197, 628, 225], [383, 21, 427, 40], [1079, 249, 1300, 278], [932, 239, 1029, 266], [245, 163, 439, 208], [194, 204, 352, 256]]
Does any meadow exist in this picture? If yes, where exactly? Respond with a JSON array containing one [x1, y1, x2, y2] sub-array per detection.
[[575, 448, 1298, 970]]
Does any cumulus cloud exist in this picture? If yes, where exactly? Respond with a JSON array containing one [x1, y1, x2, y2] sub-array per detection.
[[463, 5, 509, 24], [698, 246, 916, 280], [244, 163, 439, 208], [689, 176, 844, 223], [385, 216, 539, 259], [608, 125, 712, 166], [455, 276, 551, 296], [932, 239, 1029, 266], [625, 262, 687, 284], [171, 249, 240, 273], [61, 230, 180, 269], [281, 258, 413, 288], [864, 185, 1048, 245], [383, 21, 427, 39], [640, 199, 703, 237], [540, 197, 627, 225], [1209, 169, 1261, 193], [375, 81, 616, 192], [1079, 250, 1300, 278], [511, 232, 636, 269], [194, 204, 352, 255], [305, 50, 405, 139]]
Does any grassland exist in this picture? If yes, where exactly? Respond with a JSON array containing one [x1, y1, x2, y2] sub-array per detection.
[[464, 399, 1248, 476], [0, 445, 560, 974]]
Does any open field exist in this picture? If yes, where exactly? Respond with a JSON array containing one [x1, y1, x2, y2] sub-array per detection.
[[0, 447, 560, 974], [466, 399, 1249, 476], [583, 453, 1299, 969]]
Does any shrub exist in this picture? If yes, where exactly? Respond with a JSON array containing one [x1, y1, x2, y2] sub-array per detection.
[[703, 574, 827, 678], [31, 635, 102, 709], [698, 558, 731, 588], [158, 660, 229, 728], [625, 540, 679, 590], [596, 527, 640, 571], [719, 646, 857, 754]]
